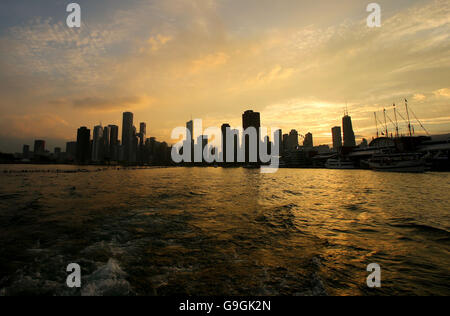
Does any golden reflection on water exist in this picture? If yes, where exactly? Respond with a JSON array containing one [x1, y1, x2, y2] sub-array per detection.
[[0, 166, 449, 295]]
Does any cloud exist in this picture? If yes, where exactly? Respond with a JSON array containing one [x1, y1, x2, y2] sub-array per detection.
[[0, 113, 71, 140], [145, 34, 173, 52], [434, 88, 450, 98], [0, 0, 449, 152], [191, 52, 230, 72], [413, 94, 427, 101], [72, 95, 155, 113]]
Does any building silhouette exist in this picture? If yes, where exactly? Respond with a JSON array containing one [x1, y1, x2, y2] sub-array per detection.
[[122, 112, 134, 162], [33, 140, 45, 154], [92, 125, 104, 162], [139, 123, 147, 143], [342, 114, 356, 147], [287, 130, 299, 151], [303, 132, 313, 148], [221, 124, 230, 163], [66, 141, 77, 161], [242, 110, 260, 163], [197, 135, 208, 163], [22, 145, 30, 159], [108, 125, 119, 160], [275, 129, 283, 156], [282, 134, 289, 152], [76, 127, 91, 164], [332, 126, 342, 151]]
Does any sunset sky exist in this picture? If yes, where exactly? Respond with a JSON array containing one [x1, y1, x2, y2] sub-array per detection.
[[0, 0, 449, 152]]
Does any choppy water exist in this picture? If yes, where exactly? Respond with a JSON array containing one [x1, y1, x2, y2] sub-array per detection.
[[0, 165, 449, 296]]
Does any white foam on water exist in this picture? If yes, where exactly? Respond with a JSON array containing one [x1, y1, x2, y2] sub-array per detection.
[[81, 259, 133, 296]]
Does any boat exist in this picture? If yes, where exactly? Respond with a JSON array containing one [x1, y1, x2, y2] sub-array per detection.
[[325, 158, 356, 169], [368, 153, 425, 173]]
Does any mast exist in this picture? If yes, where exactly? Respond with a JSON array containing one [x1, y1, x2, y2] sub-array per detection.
[[374, 112, 379, 138], [393, 103, 399, 138], [405, 99, 412, 136], [383, 108, 388, 137]]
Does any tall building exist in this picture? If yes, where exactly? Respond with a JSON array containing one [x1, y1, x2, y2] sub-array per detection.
[[242, 110, 261, 163], [92, 125, 104, 162], [287, 130, 299, 151], [130, 126, 138, 163], [76, 127, 91, 164], [138, 123, 147, 163], [275, 129, 282, 155], [102, 126, 111, 160], [22, 145, 30, 159], [263, 136, 271, 155], [221, 124, 230, 163], [231, 129, 240, 163], [331, 126, 342, 151], [303, 132, 313, 148], [197, 135, 208, 163], [186, 120, 194, 139], [139, 123, 146, 144], [34, 140, 46, 154], [66, 141, 77, 160], [342, 114, 356, 147], [282, 134, 289, 152], [122, 112, 134, 162], [108, 125, 119, 161], [186, 120, 194, 163]]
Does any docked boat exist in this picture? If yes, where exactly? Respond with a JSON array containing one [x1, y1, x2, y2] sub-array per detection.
[[325, 158, 356, 169], [368, 153, 425, 173]]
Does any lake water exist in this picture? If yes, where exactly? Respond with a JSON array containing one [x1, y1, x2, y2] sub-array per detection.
[[0, 165, 449, 295]]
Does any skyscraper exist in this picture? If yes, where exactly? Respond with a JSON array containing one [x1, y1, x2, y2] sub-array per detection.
[[139, 123, 146, 146], [130, 126, 138, 163], [66, 141, 77, 161], [76, 127, 90, 164], [197, 135, 208, 163], [287, 130, 299, 150], [108, 125, 119, 160], [137, 122, 147, 163], [22, 145, 30, 159], [231, 129, 240, 163], [122, 112, 134, 162], [102, 126, 111, 160], [331, 126, 342, 151], [282, 134, 289, 152], [221, 124, 230, 163], [33, 140, 46, 154], [342, 114, 356, 147], [275, 129, 282, 156], [92, 125, 104, 162], [186, 120, 194, 163], [242, 110, 260, 163], [303, 132, 313, 148]]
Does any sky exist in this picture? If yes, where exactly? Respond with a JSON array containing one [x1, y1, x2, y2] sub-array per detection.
[[0, 0, 449, 152]]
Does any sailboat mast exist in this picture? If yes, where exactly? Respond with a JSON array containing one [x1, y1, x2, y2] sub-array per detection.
[[405, 99, 412, 136], [383, 108, 388, 137], [374, 112, 379, 138], [393, 103, 399, 138]]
